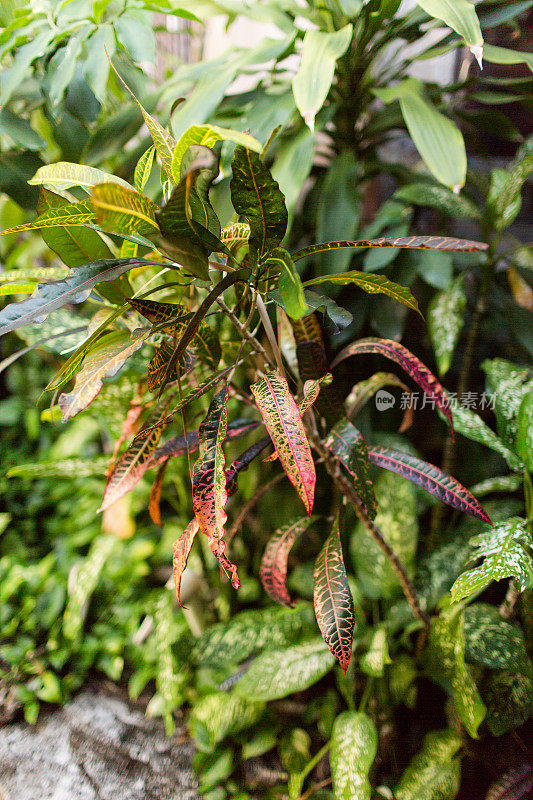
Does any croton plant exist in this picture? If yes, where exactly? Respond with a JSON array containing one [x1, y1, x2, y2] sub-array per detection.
[[0, 91, 497, 675]]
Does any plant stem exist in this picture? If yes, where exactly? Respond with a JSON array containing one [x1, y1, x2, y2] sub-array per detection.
[[308, 430, 430, 630], [216, 297, 270, 362]]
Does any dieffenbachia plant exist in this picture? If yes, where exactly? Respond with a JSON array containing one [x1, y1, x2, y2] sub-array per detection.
[[0, 107, 497, 673]]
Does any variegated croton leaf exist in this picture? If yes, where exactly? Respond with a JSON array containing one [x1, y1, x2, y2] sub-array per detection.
[[331, 337, 454, 435], [172, 517, 200, 606], [147, 342, 196, 392], [260, 517, 316, 607], [367, 446, 492, 525], [324, 419, 377, 519], [251, 369, 316, 515], [291, 235, 489, 263], [313, 516, 355, 674], [192, 385, 239, 588], [99, 404, 171, 512]]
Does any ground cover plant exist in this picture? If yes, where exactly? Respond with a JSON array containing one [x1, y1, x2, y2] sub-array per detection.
[[1, 2, 532, 799]]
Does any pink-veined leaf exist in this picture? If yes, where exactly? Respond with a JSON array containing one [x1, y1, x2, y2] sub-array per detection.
[[291, 235, 489, 263], [192, 385, 240, 589], [265, 375, 332, 463], [313, 516, 355, 674], [58, 329, 147, 422], [331, 337, 454, 435], [173, 518, 200, 606], [99, 405, 170, 512], [251, 369, 316, 515], [367, 445, 492, 525], [324, 420, 377, 519], [260, 516, 316, 607]]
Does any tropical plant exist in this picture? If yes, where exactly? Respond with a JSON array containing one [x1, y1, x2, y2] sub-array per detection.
[[2, 97, 532, 797]]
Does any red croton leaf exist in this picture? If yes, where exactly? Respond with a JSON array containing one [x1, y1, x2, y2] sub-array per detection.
[[251, 369, 316, 515], [173, 517, 200, 606], [331, 337, 454, 436], [367, 445, 492, 525], [260, 516, 316, 607], [313, 516, 355, 674], [192, 385, 240, 588]]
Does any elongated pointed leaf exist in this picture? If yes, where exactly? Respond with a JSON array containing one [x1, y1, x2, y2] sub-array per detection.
[[1, 200, 95, 237], [265, 247, 307, 320], [134, 146, 155, 192], [230, 145, 288, 260], [37, 188, 113, 267], [171, 124, 261, 183], [313, 517, 355, 673], [251, 370, 315, 515], [58, 329, 147, 422], [428, 276, 466, 376], [193, 386, 239, 589], [367, 445, 491, 524], [394, 729, 462, 800], [332, 337, 454, 434], [298, 374, 332, 416], [147, 342, 195, 392], [0, 258, 159, 337], [91, 183, 160, 238], [225, 436, 272, 496], [28, 162, 133, 191], [303, 270, 421, 316], [292, 25, 353, 131], [151, 420, 260, 472], [292, 235, 488, 263], [0, 266, 68, 284], [325, 420, 377, 519], [330, 712, 377, 800], [173, 518, 200, 605], [99, 408, 170, 511], [415, 0, 483, 52], [149, 461, 167, 526], [260, 517, 316, 607]]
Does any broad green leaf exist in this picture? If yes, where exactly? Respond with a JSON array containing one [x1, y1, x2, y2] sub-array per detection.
[[316, 150, 361, 274], [37, 188, 114, 268], [483, 668, 533, 736], [450, 517, 533, 603], [442, 400, 524, 472], [28, 162, 133, 191], [134, 146, 156, 192], [265, 247, 307, 319], [0, 259, 158, 337], [350, 471, 417, 599], [99, 407, 171, 512], [0, 108, 45, 151], [189, 602, 316, 667], [395, 183, 482, 220], [231, 144, 288, 261], [0, 29, 54, 106], [171, 123, 261, 182], [303, 270, 421, 316], [8, 456, 108, 480], [193, 385, 239, 588], [271, 126, 315, 215], [260, 517, 316, 607], [45, 26, 88, 109], [331, 337, 453, 433], [428, 276, 466, 376], [63, 534, 118, 640], [324, 420, 377, 519], [313, 517, 355, 673], [251, 369, 315, 515], [234, 638, 335, 701], [292, 25, 353, 131], [58, 329, 147, 422], [415, 0, 483, 56], [483, 44, 533, 73], [360, 628, 391, 678], [482, 358, 533, 449], [189, 692, 264, 753], [1, 200, 95, 236], [516, 388, 533, 471], [91, 183, 160, 238], [0, 283, 35, 296], [487, 153, 533, 230], [83, 24, 116, 103], [426, 607, 486, 738], [114, 16, 156, 64], [394, 729, 462, 800], [468, 473, 523, 498], [367, 446, 492, 525], [374, 78, 466, 190], [330, 711, 377, 800], [463, 603, 530, 671]]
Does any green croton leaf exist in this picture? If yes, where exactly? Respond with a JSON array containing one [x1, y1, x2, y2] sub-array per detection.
[[230, 144, 288, 261], [303, 270, 421, 316], [264, 247, 308, 320], [91, 183, 160, 238], [330, 711, 377, 800], [189, 692, 265, 753], [234, 638, 335, 701]]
